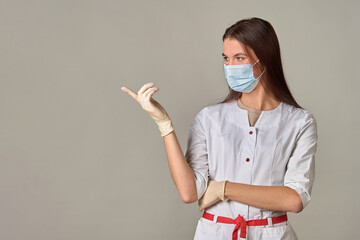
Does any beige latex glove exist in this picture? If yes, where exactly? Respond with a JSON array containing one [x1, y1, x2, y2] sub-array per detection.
[[198, 180, 229, 212], [121, 83, 175, 137]]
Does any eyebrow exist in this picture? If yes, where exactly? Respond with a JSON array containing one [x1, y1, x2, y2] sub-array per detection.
[[222, 52, 248, 57]]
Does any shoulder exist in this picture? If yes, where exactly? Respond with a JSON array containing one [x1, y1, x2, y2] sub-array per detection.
[[195, 101, 235, 122], [201, 100, 235, 115], [283, 102, 316, 122], [282, 102, 317, 134], [191, 101, 234, 125]]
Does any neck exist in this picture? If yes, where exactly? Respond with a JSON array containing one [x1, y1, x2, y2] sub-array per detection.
[[239, 84, 280, 111]]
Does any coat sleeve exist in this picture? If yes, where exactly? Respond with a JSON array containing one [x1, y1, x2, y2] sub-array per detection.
[[284, 112, 318, 209], [184, 107, 209, 200]]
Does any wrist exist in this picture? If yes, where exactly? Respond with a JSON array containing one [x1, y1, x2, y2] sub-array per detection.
[[220, 180, 229, 201], [223, 181, 230, 201], [157, 119, 174, 137]]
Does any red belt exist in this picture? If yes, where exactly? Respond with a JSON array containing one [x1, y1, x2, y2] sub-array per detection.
[[202, 211, 288, 240]]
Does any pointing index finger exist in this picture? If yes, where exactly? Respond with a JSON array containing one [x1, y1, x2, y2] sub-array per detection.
[[121, 86, 138, 101]]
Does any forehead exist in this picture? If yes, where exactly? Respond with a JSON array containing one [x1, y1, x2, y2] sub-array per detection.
[[223, 38, 256, 58]]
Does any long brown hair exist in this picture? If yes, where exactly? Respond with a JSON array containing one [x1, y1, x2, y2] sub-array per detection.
[[220, 17, 302, 109]]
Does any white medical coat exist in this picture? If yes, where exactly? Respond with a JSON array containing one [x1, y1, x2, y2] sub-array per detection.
[[185, 100, 318, 240]]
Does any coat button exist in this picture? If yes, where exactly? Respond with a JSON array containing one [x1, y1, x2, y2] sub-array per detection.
[[249, 131, 253, 135], [246, 158, 250, 162]]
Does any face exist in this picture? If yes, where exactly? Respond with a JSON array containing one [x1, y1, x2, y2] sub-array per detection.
[[222, 38, 265, 78]]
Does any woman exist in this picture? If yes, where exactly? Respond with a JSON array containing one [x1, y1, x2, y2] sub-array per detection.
[[121, 17, 318, 240]]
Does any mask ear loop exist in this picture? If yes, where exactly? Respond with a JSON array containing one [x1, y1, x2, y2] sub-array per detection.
[[252, 59, 260, 66], [252, 59, 266, 79], [256, 68, 267, 80]]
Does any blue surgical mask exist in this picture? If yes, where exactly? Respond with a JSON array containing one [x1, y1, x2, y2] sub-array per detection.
[[224, 59, 266, 93]]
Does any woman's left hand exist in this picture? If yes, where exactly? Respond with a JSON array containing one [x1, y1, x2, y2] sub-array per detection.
[[198, 180, 228, 212]]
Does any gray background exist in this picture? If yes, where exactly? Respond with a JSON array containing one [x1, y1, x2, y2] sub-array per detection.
[[0, 0, 359, 239]]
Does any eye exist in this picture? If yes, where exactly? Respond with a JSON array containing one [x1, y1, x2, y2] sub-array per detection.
[[223, 57, 229, 61], [237, 57, 245, 61]]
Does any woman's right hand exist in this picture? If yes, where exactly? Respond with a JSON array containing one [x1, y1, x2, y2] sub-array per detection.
[[121, 83, 175, 137]]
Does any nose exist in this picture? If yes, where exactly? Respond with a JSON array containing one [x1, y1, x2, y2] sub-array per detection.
[[227, 59, 236, 65], [225, 59, 235, 65]]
